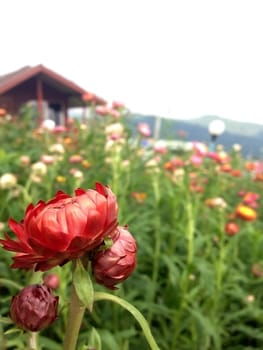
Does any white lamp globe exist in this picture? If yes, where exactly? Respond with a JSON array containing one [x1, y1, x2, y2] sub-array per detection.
[[208, 119, 225, 136]]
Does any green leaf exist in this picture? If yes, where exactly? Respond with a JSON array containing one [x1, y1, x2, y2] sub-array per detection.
[[72, 259, 94, 312], [87, 327, 102, 350]]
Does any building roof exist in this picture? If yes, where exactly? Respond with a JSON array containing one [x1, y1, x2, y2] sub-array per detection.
[[0, 64, 106, 105]]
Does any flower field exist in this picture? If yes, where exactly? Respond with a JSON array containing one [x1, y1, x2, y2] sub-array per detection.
[[1, 106, 263, 350]]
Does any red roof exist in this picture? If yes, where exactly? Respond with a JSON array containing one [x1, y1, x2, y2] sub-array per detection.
[[0, 64, 106, 105]]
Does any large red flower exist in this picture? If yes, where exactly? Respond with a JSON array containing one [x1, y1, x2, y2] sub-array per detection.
[[0, 183, 118, 271]]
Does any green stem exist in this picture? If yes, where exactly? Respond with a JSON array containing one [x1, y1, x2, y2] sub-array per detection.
[[94, 292, 161, 350], [62, 284, 86, 350], [186, 200, 195, 266], [28, 332, 38, 350]]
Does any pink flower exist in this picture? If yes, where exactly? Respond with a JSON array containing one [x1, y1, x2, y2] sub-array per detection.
[[137, 123, 151, 137]]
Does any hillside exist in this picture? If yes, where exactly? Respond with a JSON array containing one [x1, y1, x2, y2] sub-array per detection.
[[128, 114, 263, 158]]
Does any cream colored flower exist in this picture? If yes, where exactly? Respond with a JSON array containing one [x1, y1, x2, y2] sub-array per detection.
[[49, 143, 65, 154], [105, 123, 124, 136], [0, 173, 17, 189], [233, 143, 242, 152], [31, 162, 47, 176]]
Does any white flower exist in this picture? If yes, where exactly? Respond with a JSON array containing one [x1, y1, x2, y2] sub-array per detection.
[[31, 162, 47, 176], [49, 143, 65, 154], [0, 173, 17, 189]]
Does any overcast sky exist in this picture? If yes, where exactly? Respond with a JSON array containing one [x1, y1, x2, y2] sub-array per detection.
[[1, 0, 263, 123]]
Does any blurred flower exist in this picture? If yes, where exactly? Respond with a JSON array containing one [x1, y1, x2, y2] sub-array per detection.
[[43, 273, 60, 290], [31, 162, 47, 176], [137, 123, 151, 137], [225, 222, 240, 236], [10, 284, 58, 331], [216, 144, 224, 151], [231, 169, 242, 177], [0, 183, 118, 271], [245, 294, 255, 303], [69, 154, 83, 164], [64, 137, 73, 145], [52, 125, 67, 134], [95, 105, 108, 116], [82, 92, 95, 102], [49, 143, 65, 154], [0, 108, 7, 117], [190, 155, 203, 167], [131, 192, 147, 203], [192, 142, 207, 156], [82, 160, 91, 169], [56, 175, 66, 183], [235, 205, 257, 221], [205, 197, 227, 209], [242, 192, 259, 205], [41, 119, 55, 131], [105, 123, 124, 137], [41, 155, 55, 165], [220, 163, 232, 172], [92, 226, 137, 290], [19, 155, 31, 167], [251, 263, 263, 278], [0, 173, 17, 189], [153, 141, 167, 154], [71, 169, 84, 181], [232, 143, 242, 152]]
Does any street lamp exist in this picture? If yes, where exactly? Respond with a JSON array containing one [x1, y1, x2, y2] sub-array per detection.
[[208, 119, 225, 151]]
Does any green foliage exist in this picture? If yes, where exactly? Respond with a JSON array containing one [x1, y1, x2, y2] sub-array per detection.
[[0, 111, 263, 349]]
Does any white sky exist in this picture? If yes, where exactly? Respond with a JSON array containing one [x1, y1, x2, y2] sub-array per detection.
[[1, 0, 263, 123]]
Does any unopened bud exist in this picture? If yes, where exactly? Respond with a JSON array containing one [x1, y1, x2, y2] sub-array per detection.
[[10, 284, 58, 332]]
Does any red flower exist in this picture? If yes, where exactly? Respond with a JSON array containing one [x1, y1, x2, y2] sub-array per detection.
[[0, 183, 118, 271], [10, 284, 58, 332], [92, 226, 137, 290], [225, 222, 240, 236]]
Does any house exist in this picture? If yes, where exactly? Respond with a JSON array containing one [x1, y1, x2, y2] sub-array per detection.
[[0, 64, 106, 126]]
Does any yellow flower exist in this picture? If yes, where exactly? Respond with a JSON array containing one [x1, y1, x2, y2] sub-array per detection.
[[235, 205, 257, 221], [82, 160, 91, 169], [56, 176, 66, 183]]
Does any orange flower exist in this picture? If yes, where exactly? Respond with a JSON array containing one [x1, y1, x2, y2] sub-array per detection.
[[82, 160, 91, 169], [64, 137, 73, 145], [231, 169, 242, 177], [235, 205, 257, 221], [245, 162, 256, 171], [220, 163, 232, 172], [131, 192, 147, 203], [254, 173, 263, 182]]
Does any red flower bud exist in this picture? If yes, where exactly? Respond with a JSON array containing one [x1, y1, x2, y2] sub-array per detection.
[[10, 284, 58, 332], [225, 222, 240, 236], [92, 226, 137, 290], [0, 183, 118, 271]]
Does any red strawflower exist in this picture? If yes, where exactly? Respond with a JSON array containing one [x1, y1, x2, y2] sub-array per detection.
[[225, 222, 240, 236], [10, 284, 58, 332], [92, 226, 137, 290], [0, 183, 118, 271]]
